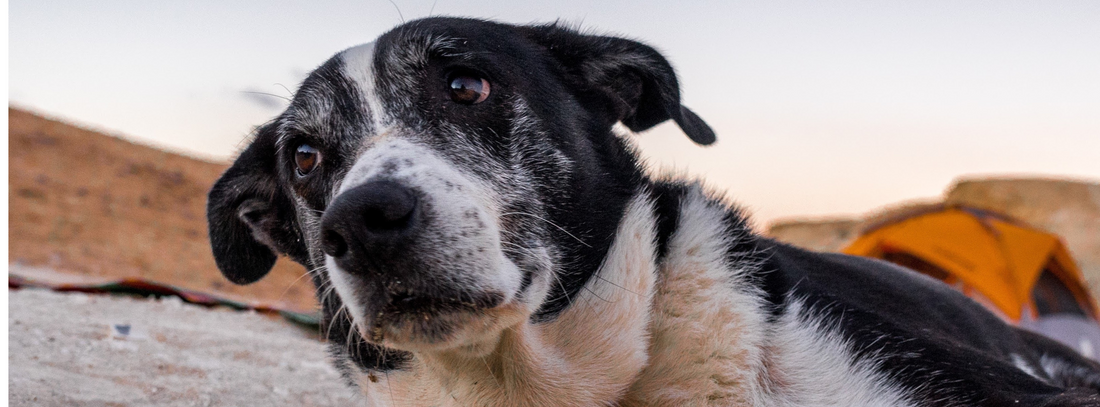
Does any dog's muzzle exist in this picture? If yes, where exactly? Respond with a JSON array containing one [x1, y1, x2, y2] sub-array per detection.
[[319, 179, 504, 326]]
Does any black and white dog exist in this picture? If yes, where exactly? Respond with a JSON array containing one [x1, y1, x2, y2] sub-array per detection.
[[207, 17, 1100, 406]]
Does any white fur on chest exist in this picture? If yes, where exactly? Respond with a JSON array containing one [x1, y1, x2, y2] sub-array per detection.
[[620, 190, 913, 407], [618, 190, 771, 406]]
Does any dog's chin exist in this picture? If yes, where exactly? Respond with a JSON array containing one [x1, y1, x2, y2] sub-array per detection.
[[327, 251, 542, 355], [358, 300, 532, 356]]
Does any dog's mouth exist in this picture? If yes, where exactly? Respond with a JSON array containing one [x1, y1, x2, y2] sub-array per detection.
[[324, 257, 531, 352], [347, 287, 531, 354], [361, 289, 504, 342], [387, 291, 505, 316]]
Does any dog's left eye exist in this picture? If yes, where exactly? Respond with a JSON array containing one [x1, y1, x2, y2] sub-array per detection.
[[449, 74, 490, 104], [295, 144, 321, 176]]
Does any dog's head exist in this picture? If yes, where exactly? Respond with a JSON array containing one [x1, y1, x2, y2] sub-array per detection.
[[208, 17, 713, 354]]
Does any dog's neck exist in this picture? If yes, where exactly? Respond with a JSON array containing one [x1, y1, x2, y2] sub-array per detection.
[[354, 193, 660, 406], [620, 187, 771, 406]]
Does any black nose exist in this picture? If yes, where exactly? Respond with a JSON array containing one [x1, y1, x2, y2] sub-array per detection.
[[320, 180, 419, 272]]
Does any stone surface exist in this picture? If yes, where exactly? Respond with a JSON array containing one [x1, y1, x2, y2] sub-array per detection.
[[8, 285, 362, 407]]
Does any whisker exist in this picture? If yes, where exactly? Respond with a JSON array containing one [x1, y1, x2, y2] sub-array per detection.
[[595, 275, 640, 296], [387, 0, 405, 23], [583, 286, 610, 303], [500, 211, 592, 247], [275, 266, 324, 304], [479, 355, 499, 386], [346, 320, 360, 363], [241, 90, 291, 102], [385, 369, 397, 406], [317, 282, 340, 311], [548, 268, 574, 308], [274, 83, 294, 97], [300, 207, 325, 217], [325, 304, 345, 341], [498, 241, 531, 251], [318, 283, 338, 307]]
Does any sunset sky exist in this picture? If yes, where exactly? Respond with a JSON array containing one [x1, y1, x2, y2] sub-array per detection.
[[10, 0, 1100, 226]]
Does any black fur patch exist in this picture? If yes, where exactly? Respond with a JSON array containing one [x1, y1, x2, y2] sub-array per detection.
[[207, 123, 308, 284], [759, 242, 1100, 405], [648, 181, 688, 263]]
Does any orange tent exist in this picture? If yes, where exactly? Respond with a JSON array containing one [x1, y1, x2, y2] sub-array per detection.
[[842, 205, 1097, 322]]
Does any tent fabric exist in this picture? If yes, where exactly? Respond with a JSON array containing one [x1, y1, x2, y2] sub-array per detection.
[[842, 206, 1096, 322]]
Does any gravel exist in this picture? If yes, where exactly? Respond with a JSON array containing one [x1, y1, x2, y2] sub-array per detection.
[[8, 288, 363, 406]]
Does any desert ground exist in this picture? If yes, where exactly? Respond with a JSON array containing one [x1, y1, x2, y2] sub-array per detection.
[[9, 281, 360, 407]]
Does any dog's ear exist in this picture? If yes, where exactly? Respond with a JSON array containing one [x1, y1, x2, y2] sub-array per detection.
[[207, 123, 308, 284], [522, 24, 716, 145]]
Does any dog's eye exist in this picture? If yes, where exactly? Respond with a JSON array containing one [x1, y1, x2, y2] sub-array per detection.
[[295, 144, 321, 176], [449, 75, 490, 104]]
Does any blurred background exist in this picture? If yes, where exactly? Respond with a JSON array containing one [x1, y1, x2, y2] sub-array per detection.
[[8, 1, 1100, 405]]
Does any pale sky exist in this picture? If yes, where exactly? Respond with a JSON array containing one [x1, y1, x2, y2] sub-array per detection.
[[10, 0, 1100, 226]]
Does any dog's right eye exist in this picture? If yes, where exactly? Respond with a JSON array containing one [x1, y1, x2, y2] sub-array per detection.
[[448, 74, 490, 104], [295, 144, 321, 176]]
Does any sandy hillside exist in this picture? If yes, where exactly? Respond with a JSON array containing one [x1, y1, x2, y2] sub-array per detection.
[[767, 177, 1100, 294], [8, 107, 317, 313]]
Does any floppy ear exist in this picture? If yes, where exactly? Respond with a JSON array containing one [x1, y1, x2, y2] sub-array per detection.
[[522, 24, 716, 145], [206, 123, 309, 284]]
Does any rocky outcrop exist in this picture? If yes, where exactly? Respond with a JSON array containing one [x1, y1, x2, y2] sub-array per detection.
[[766, 218, 861, 253]]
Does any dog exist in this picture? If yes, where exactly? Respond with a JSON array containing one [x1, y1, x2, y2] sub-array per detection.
[[207, 17, 1100, 406]]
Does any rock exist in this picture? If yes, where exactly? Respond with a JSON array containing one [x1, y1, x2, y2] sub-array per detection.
[[8, 287, 359, 406], [766, 218, 861, 253]]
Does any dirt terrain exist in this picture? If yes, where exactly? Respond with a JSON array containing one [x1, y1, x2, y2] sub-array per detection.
[[9, 281, 360, 406], [8, 107, 318, 313]]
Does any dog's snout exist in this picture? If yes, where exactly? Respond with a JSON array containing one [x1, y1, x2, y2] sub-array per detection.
[[320, 180, 419, 268]]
